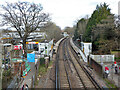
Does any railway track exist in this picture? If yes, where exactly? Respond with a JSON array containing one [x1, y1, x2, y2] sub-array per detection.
[[55, 37, 101, 89], [65, 38, 85, 89], [55, 38, 71, 89], [68, 38, 101, 89]]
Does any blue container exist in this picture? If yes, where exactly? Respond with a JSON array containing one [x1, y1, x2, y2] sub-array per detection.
[[27, 53, 35, 62]]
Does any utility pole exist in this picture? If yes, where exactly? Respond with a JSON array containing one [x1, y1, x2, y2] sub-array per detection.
[[0, 30, 2, 90]]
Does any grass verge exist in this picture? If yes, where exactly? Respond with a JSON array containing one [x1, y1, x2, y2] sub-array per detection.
[[104, 78, 118, 89], [35, 59, 53, 86]]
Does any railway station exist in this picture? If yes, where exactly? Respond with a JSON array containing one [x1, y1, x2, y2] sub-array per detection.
[[1, 1, 120, 89]]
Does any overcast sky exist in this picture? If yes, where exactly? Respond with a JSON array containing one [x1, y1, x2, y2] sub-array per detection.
[[0, 0, 119, 29]]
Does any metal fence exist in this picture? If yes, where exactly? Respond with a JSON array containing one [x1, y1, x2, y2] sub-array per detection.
[[90, 55, 114, 63]]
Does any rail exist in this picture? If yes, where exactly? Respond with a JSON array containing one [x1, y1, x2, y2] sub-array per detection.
[[69, 39, 101, 89], [55, 37, 66, 89], [63, 38, 72, 89], [66, 39, 86, 89]]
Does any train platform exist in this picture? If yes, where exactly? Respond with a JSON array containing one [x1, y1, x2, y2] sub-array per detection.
[[103, 62, 120, 87], [70, 38, 120, 88]]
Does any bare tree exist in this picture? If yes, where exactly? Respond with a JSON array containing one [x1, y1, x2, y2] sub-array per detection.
[[64, 26, 75, 36], [41, 22, 63, 42], [0, 1, 50, 57]]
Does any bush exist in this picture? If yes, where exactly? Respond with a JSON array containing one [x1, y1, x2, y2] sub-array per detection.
[[115, 57, 120, 62], [3, 69, 11, 76], [40, 58, 45, 65]]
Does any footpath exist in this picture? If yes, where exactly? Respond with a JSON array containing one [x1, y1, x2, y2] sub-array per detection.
[[20, 62, 36, 88], [106, 63, 120, 87]]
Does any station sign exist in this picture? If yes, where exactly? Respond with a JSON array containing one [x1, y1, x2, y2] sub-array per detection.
[[14, 45, 22, 50], [26, 42, 39, 44]]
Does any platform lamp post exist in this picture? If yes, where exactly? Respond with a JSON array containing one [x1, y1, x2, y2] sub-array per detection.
[[80, 34, 83, 42], [45, 40, 47, 56], [88, 45, 91, 64]]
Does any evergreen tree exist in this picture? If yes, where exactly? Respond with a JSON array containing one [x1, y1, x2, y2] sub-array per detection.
[[83, 3, 111, 42]]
